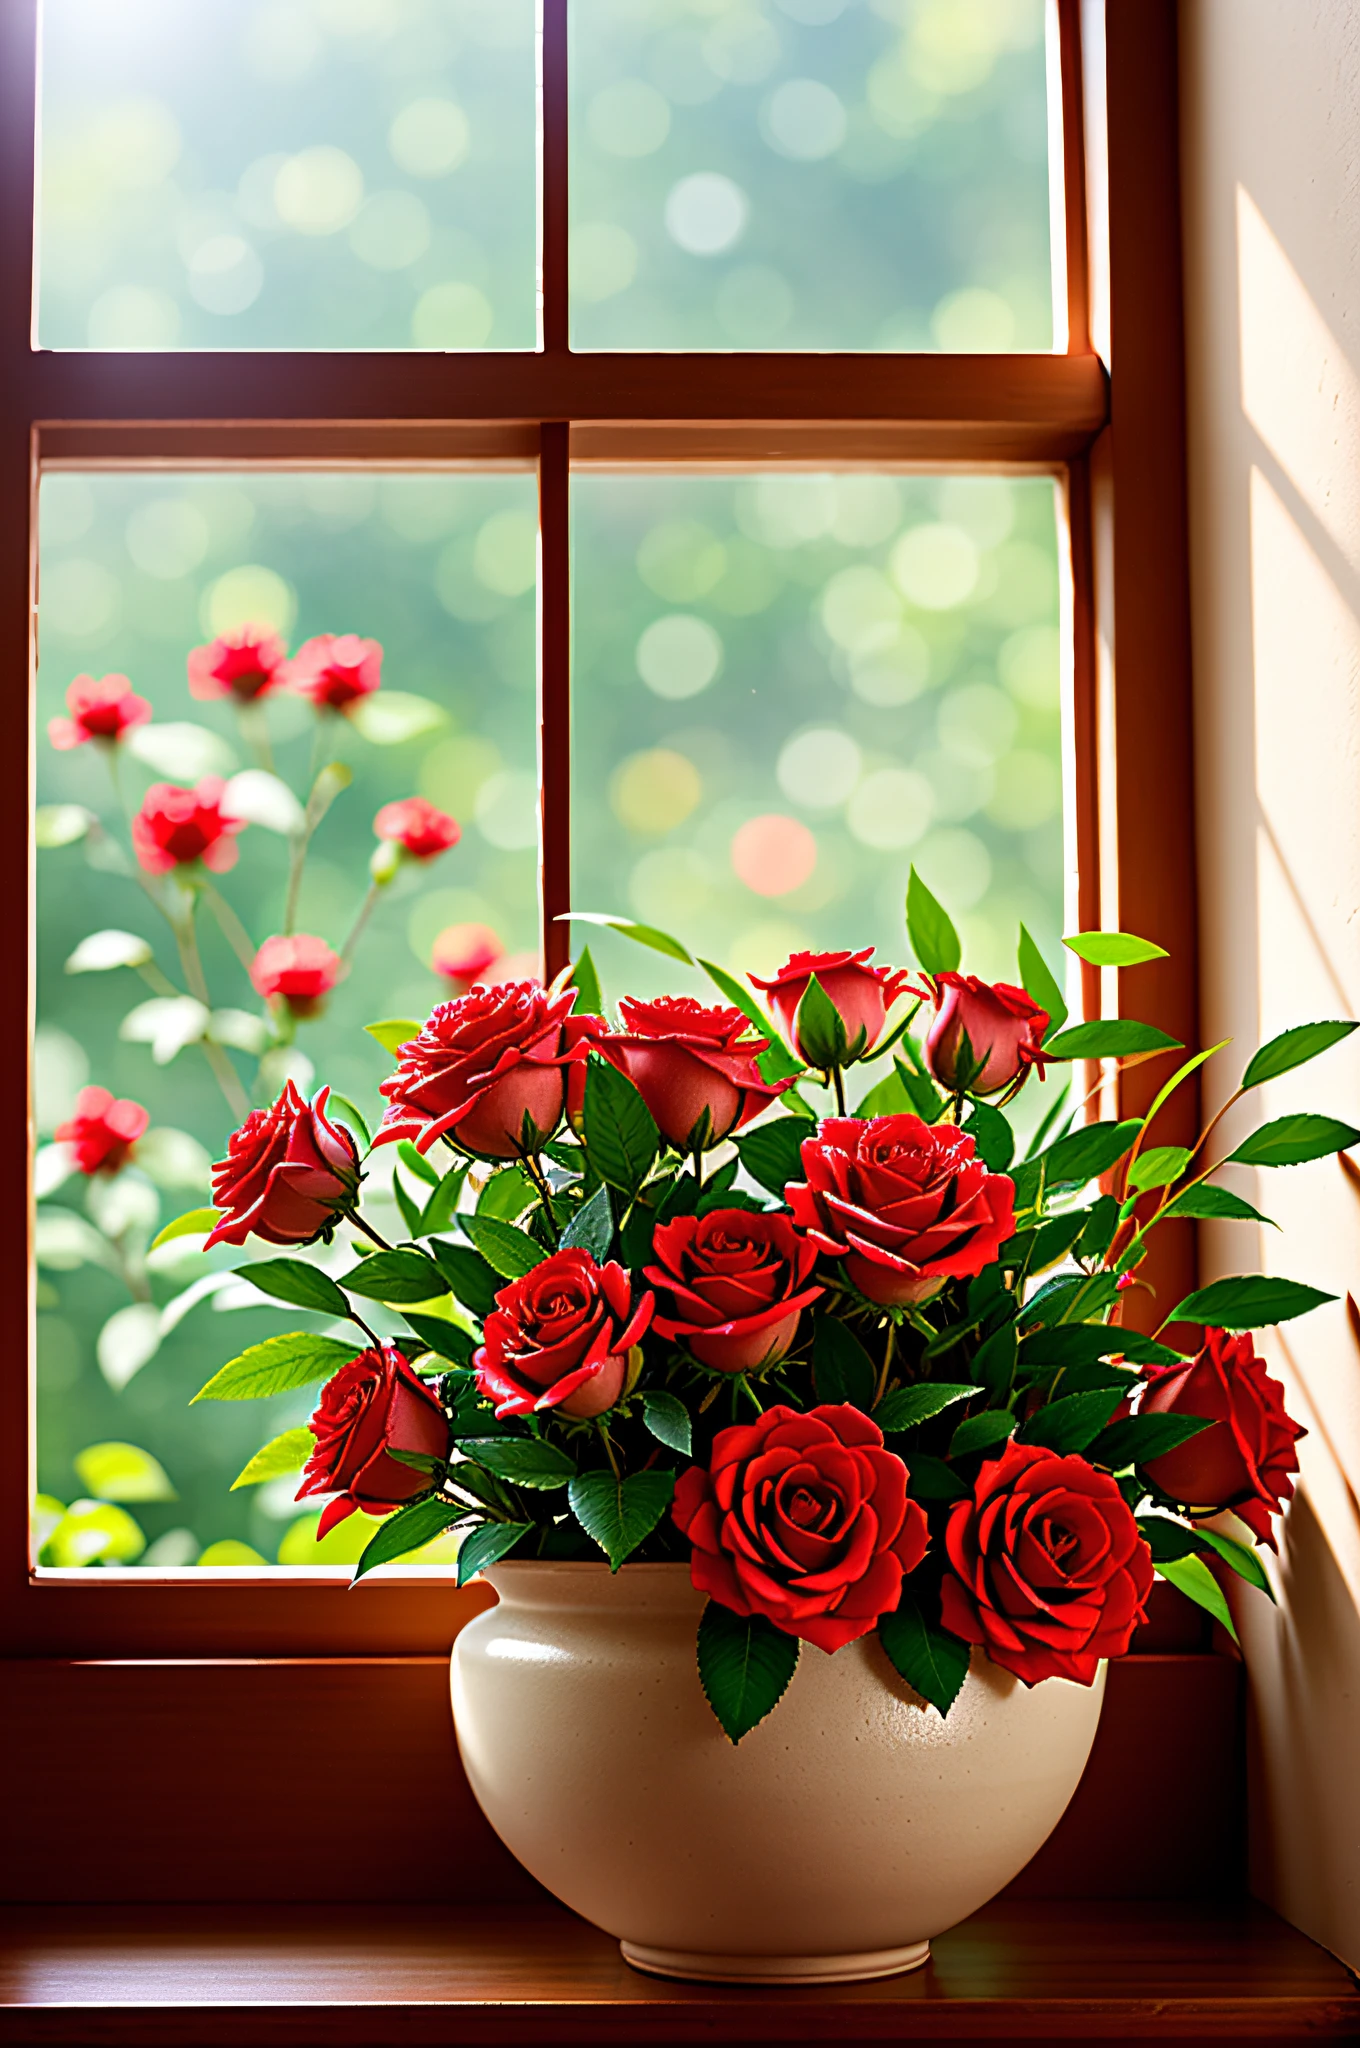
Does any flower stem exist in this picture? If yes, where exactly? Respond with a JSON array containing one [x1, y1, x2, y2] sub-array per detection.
[[874, 1322, 897, 1410], [348, 1210, 394, 1253], [200, 880, 258, 973], [830, 1066, 847, 1116], [172, 901, 250, 1121], [340, 878, 381, 968], [737, 1374, 764, 1415], [521, 1152, 560, 1246], [236, 700, 274, 774], [596, 1419, 622, 1481]]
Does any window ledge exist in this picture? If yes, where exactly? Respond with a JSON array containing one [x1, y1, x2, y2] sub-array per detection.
[[1, 1900, 1356, 2045]]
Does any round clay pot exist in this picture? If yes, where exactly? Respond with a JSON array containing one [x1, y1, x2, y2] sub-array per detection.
[[451, 1561, 1105, 1986]]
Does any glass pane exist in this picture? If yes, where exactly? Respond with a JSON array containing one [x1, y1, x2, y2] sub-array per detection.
[[34, 468, 538, 1567], [571, 469, 1064, 1021], [38, 0, 536, 349], [569, 0, 1053, 351]]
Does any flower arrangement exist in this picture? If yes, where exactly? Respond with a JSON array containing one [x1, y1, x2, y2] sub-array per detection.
[[181, 876, 1355, 1741]]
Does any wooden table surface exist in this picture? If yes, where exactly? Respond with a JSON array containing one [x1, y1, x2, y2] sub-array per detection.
[[1, 1899, 1357, 2045]]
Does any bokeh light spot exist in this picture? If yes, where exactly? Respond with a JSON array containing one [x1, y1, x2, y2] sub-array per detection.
[[473, 510, 537, 596], [349, 191, 431, 270], [820, 564, 902, 652], [611, 748, 703, 835], [891, 522, 980, 609], [474, 769, 539, 850], [849, 625, 930, 705], [938, 683, 1020, 767], [777, 727, 862, 810], [636, 614, 723, 699], [930, 287, 1016, 352], [186, 235, 264, 316], [846, 769, 934, 851], [998, 623, 1061, 707], [570, 222, 639, 303], [389, 97, 471, 177], [731, 813, 818, 896], [761, 79, 847, 159], [40, 559, 121, 642], [412, 281, 494, 348], [201, 564, 296, 638], [87, 287, 180, 348], [664, 173, 749, 256], [125, 498, 210, 581], [636, 522, 727, 602], [274, 147, 364, 235]]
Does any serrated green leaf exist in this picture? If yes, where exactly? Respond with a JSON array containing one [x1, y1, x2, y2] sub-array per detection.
[[877, 1589, 971, 1715], [1228, 1114, 1360, 1168], [950, 1410, 1016, 1457], [457, 1438, 576, 1489], [1142, 1043, 1229, 1132], [1063, 930, 1169, 967], [582, 1053, 660, 1196], [1017, 924, 1068, 1035], [1242, 1020, 1358, 1091], [811, 1315, 877, 1408], [429, 1238, 502, 1317], [456, 1519, 532, 1586], [237, 1259, 351, 1318], [561, 1183, 614, 1260], [570, 946, 603, 1016], [231, 1427, 317, 1489], [735, 1116, 808, 1198], [1045, 1019, 1183, 1060], [696, 1600, 800, 1743], [461, 1214, 550, 1279], [1093, 1411, 1213, 1469], [1018, 1385, 1127, 1454], [568, 1468, 675, 1569], [560, 911, 694, 964], [192, 1333, 357, 1403], [1042, 1117, 1143, 1185], [339, 1248, 450, 1303], [1154, 1552, 1239, 1642], [1162, 1183, 1277, 1227], [907, 866, 961, 976], [352, 1496, 462, 1583], [874, 1382, 974, 1431], [149, 1207, 220, 1251], [1170, 1274, 1335, 1329], [640, 1389, 692, 1455], [365, 1018, 420, 1057]]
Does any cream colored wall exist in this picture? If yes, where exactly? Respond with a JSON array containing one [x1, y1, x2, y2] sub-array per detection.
[[1180, 0, 1360, 1968]]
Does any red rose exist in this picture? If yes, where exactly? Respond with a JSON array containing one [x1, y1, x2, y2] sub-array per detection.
[[1140, 1327, 1305, 1549], [473, 1248, 653, 1419], [131, 777, 245, 875], [645, 1208, 823, 1373], [788, 1114, 1015, 1307], [941, 1439, 1154, 1685], [250, 934, 343, 1017], [374, 797, 460, 861], [595, 996, 787, 1151], [284, 633, 382, 712], [187, 627, 287, 703], [54, 1085, 149, 1175], [375, 981, 582, 1160], [926, 975, 1049, 1097], [296, 1345, 450, 1539], [750, 947, 919, 1064], [206, 1081, 361, 1249], [432, 923, 504, 993], [48, 673, 151, 750], [672, 1403, 929, 1653]]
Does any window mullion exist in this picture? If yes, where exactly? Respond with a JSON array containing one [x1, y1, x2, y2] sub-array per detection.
[[540, 0, 569, 359], [538, 421, 571, 983]]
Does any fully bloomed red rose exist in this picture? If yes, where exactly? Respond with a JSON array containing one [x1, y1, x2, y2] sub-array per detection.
[[131, 777, 245, 875], [187, 627, 287, 703], [1140, 1328, 1305, 1548], [55, 1085, 149, 1175], [206, 1082, 361, 1249], [296, 1345, 450, 1539], [48, 673, 151, 750], [926, 975, 1048, 1097], [474, 1249, 653, 1419], [596, 997, 787, 1150], [673, 1404, 929, 1653], [645, 1209, 822, 1373], [374, 797, 460, 861], [284, 633, 382, 712], [375, 981, 582, 1160], [788, 1114, 1014, 1307], [941, 1439, 1154, 1685], [250, 934, 343, 1017], [750, 947, 919, 1064]]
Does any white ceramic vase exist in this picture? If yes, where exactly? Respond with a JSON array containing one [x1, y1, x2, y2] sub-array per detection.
[[451, 1561, 1105, 1986]]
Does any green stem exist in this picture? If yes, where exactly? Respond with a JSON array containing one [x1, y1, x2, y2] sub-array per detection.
[[596, 1420, 621, 1481], [172, 901, 250, 1121], [340, 879, 381, 968], [200, 880, 257, 974], [520, 1152, 560, 1246], [874, 1322, 897, 1409], [348, 1209, 394, 1254], [830, 1066, 847, 1116], [737, 1374, 764, 1415], [236, 700, 274, 774]]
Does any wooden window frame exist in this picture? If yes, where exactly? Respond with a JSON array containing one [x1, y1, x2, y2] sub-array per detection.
[[0, 0, 1196, 1663]]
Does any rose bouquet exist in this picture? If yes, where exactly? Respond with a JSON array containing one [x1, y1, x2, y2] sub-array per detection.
[[188, 875, 1354, 1740]]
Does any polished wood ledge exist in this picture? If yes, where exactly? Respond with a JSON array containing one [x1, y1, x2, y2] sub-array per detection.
[[0, 1900, 1356, 2047]]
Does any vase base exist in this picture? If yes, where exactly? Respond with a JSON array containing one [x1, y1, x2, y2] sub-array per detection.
[[619, 1939, 932, 1985]]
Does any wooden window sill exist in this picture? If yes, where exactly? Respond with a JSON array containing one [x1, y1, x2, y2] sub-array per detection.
[[1, 1900, 1356, 2045]]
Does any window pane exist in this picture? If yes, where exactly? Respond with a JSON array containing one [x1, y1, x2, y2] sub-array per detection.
[[38, 0, 536, 349], [571, 470, 1064, 1010], [35, 469, 538, 1568], [569, 0, 1053, 351]]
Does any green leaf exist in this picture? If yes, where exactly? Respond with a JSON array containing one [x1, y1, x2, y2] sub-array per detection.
[[458, 1438, 576, 1489], [1019, 1326, 1182, 1376], [696, 1600, 800, 1743], [461, 1214, 550, 1279], [905, 1452, 969, 1500], [972, 1321, 1019, 1401], [1063, 930, 1169, 967], [561, 1183, 614, 1260], [237, 1259, 351, 1318], [1093, 1412, 1213, 1469], [430, 1239, 502, 1318], [1043, 1118, 1143, 1185], [192, 1333, 357, 1403], [571, 946, 603, 1016], [419, 1162, 468, 1237], [735, 1116, 808, 1198], [568, 1468, 675, 1569], [456, 1519, 532, 1586], [392, 1172, 423, 1241], [326, 1093, 371, 1152], [963, 1100, 1014, 1173], [907, 866, 961, 976], [339, 1248, 450, 1303], [811, 1315, 877, 1408], [402, 1312, 476, 1366], [793, 973, 850, 1069], [950, 1410, 1016, 1457], [364, 1018, 421, 1057], [398, 1140, 440, 1189], [349, 690, 447, 746], [149, 1207, 220, 1251], [73, 1441, 176, 1503], [877, 1589, 971, 1716], [1126, 1144, 1193, 1192], [897, 1057, 946, 1123], [875, 1382, 974, 1432], [561, 911, 694, 964], [1027, 1208, 1092, 1273], [640, 1389, 692, 1455], [352, 1496, 462, 1582], [854, 1066, 914, 1118], [1154, 1552, 1238, 1642], [1228, 1114, 1360, 1168], [1242, 1020, 1359, 1091], [1044, 1020, 1183, 1060], [1170, 1274, 1336, 1328], [477, 1163, 536, 1220], [1143, 1043, 1229, 1132], [230, 1427, 316, 1490], [697, 956, 776, 1037], [582, 1054, 660, 1196], [1018, 1385, 1127, 1454], [1017, 925, 1068, 1035], [1196, 1527, 1275, 1600], [1162, 1184, 1277, 1227]]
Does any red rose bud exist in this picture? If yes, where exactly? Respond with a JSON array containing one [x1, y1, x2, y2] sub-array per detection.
[[431, 922, 504, 994], [374, 796, 461, 862], [375, 980, 582, 1160], [473, 1248, 653, 1419], [788, 1113, 1014, 1307], [750, 947, 920, 1066], [206, 1081, 361, 1250], [941, 1439, 1154, 1685], [1140, 1328, 1305, 1549], [295, 1345, 450, 1539], [926, 974, 1048, 1097], [131, 777, 245, 875], [54, 1085, 149, 1175], [187, 627, 287, 703], [672, 1403, 928, 1653], [645, 1208, 822, 1373], [283, 632, 382, 712], [595, 996, 788, 1150], [48, 673, 152, 751], [250, 933, 343, 1018]]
